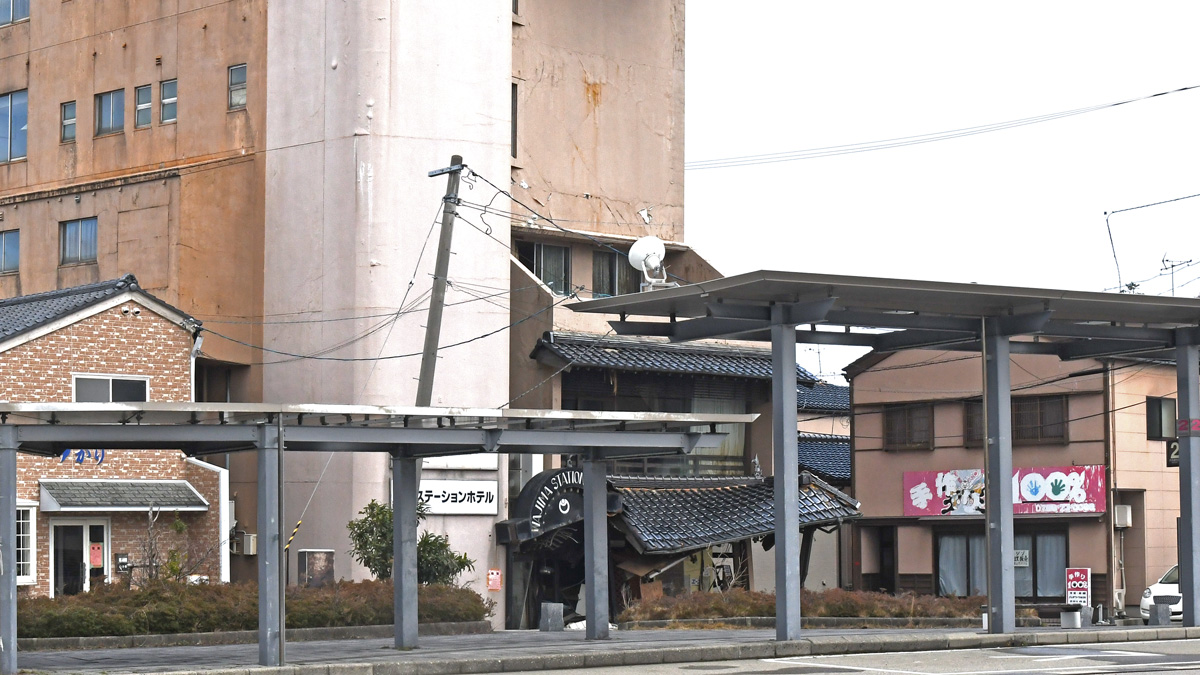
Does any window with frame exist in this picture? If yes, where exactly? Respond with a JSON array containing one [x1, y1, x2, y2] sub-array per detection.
[[228, 64, 247, 110], [0, 89, 27, 162], [16, 505, 33, 585], [516, 241, 571, 295], [936, 529, 1067, 601], [592, 250, 640, 298], [0, 0, 29, 27], [160, 79, 177, 123], [0, 228, 18, 273], [94, 89, 124, 136], [61, 101, 76, 142], [134, 84, 151, 128], [60, 217, 97, 265], [884, 404, 933, 450], [74, 375, 149, 402], [1147, 396, 1177, 441], [964, 395, 1067, 445]]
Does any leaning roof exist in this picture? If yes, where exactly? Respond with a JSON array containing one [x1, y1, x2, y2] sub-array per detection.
[[532, 331, 818, 383], [610, 472, 860, 554], [797, 432, 851, 483]]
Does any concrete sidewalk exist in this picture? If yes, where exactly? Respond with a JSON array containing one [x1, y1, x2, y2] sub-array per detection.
[[17, 624, 1200, 675]]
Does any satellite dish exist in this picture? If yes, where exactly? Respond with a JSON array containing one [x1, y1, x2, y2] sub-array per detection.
[[628, 236, 677, 292], [628, 236, 665, 274]]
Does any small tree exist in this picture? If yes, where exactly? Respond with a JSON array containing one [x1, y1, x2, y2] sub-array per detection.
[[347, 499, 475, 584]]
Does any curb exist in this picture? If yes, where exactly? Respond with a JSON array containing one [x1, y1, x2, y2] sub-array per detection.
[[17, 621, 492, 652], [125, 625, 1200, 675], [618, 617, 1043, 630]]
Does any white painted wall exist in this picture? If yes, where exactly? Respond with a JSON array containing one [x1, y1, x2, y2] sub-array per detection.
[[264, 1, 512, 623]]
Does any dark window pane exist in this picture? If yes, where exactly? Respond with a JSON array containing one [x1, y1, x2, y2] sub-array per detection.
[[111, 379, 147, 402], [592, 251, 614, 297]]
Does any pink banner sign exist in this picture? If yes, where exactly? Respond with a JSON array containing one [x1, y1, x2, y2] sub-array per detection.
[[903, 465, 1106, 516]]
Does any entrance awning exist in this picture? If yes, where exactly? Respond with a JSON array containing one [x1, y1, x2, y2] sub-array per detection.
[[39, 479, 209, 512]]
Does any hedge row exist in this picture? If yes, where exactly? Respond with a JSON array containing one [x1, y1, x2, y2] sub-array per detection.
[[18, 580, 493, 638], [617, 588, 990, 622]]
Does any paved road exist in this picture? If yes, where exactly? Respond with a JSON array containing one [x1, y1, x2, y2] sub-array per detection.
[[510, 639, 1200, 675]]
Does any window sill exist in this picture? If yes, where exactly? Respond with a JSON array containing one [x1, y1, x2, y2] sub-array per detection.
[[160, 119, 177, 126], [227, 106, 247, 114], [134, 125, 151, 132], [0, 269, 18, 276], [60, 139, 76, 145], [94, 131, 124, 139], [0, 17, 29, 29], [59, 260, 98, 269], [0, 157, 27, 165], [512, 12, 525, 26]]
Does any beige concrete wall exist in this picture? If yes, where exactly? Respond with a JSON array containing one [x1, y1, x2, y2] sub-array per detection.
[[1110, 362, 1181, 592], [0, 0, 265, 376], [512, 0, 684, 244], [897, 525, 932, 575]]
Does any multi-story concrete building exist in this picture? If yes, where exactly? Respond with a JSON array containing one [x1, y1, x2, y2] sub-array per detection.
[[0, 1, 692, 622], [848, 347, 1184, 617]]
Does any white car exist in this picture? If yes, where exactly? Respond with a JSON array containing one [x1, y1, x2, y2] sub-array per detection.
[[1140, 565, 1182, 623]]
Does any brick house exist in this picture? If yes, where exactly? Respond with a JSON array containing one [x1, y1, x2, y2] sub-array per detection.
[[7, 275, 228, 597]]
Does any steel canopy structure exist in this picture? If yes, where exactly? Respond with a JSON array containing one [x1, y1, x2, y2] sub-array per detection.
[[0, 404, 749, 673], [569, 269, 1200, 640]]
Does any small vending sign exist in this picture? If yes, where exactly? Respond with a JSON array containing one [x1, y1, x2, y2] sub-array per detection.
[[1066, 567, 1091, 606]]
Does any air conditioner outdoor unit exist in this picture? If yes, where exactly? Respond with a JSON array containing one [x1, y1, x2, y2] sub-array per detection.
[[1114, 504, 1133, 529], [241, 532, 258, 556]]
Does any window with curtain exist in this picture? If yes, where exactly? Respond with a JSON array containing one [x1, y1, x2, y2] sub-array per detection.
[[60, 217, 98, 265], [592, 250, 640, 298], [884, 404, 933, 450], [937, 532, 986, 597], [516, 241, 571, 295], [0, 89, 27, 162], [964, 395, 1067, 445]]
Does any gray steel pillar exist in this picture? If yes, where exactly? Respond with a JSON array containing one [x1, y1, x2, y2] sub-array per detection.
[[393, 455, 419, 648], [983, 322, 1015, 633], [771, 309, 801, 641], [257, 424, 284, 666], [1177, 336, 1200, 626], [0, 427, 16, 675], [582, 457, 609, 639]]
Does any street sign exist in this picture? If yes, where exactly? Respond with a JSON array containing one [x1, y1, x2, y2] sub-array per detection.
[[1066, 567, 1091, 607], [1169, 439, 1181, 468], [1178, 419, 1200, 437]]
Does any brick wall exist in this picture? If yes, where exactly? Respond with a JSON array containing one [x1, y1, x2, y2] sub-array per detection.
[[6, 302, 223, 596]]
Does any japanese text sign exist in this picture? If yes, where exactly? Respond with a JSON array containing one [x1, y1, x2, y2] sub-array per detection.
[[903, 465, 1105, 516], [417, 479, 499, 515]]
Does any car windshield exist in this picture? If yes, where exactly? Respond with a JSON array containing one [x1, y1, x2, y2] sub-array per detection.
[[1161, 565, 1180, 584]]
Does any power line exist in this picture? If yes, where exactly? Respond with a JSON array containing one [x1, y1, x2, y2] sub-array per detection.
[[201, 294, 574, 365], [686, 84, 1200, 170]]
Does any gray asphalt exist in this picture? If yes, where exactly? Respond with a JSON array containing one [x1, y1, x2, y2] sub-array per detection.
[[16, 624, 1200, 675]]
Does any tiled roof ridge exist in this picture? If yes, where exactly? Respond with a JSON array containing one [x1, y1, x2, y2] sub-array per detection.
[[550, 331, 775, 358], [0, 273, 138, 309], [797, 431, 850, 441], [608, 474, 764, 489], [544, 331, 818, 381]]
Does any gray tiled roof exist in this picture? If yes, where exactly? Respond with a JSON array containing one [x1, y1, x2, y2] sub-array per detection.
[[797, 382, 850, 411], [40, 480, 208, 511], [610, 473, 860, 554], [797, 432, 851, 484], [0, 274, 191, 343], [534, 332, 818, 384]]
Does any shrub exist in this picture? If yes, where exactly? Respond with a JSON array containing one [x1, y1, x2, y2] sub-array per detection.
[[347, 500, 475, 585], [617, 588, 988, 623], [17, 579, 491, 638]]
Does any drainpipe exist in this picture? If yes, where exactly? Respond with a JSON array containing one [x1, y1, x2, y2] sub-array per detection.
[[188, 322, 205, 403]]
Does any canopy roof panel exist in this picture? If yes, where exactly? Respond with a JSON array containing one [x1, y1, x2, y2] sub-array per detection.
[[569, 270, 1200, 360]]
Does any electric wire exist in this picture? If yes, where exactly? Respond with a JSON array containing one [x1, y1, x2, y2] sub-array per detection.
[[685, 84, 1200, 170]]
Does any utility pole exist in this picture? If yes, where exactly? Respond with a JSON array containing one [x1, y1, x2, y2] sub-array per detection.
[[416, 155, 464, 407]]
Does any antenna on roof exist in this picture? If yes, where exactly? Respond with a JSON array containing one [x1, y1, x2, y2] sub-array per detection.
[[628, 236, 678, 292]]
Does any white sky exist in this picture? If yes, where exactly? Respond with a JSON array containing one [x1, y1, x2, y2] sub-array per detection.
[[684, 2, 1200, 382]]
